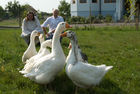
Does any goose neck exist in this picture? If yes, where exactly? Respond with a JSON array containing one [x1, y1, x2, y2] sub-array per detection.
[[70, 39, 79, 64], [52, 26, 64, 56], [29, 35, 36, 47]]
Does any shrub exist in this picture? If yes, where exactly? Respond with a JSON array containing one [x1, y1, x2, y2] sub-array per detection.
[[105, 15, 112, 23]]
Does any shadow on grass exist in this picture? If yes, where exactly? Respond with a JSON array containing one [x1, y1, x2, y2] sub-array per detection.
[[35, 71, 76, 94], [93, 78, 127, 94], [34, 72, 127, 94]]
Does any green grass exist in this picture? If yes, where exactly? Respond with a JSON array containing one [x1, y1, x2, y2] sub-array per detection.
[[0, 26, 140, 94], [0, 19, 19, 26]]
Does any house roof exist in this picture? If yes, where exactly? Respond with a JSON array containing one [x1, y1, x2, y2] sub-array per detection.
[[26, 5, 37, 13]]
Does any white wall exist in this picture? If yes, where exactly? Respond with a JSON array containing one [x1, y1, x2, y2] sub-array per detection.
[[71, 0, 122, 20]]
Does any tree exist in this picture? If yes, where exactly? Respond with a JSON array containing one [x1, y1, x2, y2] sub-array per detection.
[[126, 0, 139, 30], [58, 0, 70, 21], [0, 6, 5, 20], [5, 0, 20, 18]]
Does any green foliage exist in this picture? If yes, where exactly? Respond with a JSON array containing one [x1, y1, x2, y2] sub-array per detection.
[[125, 0, 137, 20], [69, 16, 87, 24], [37, 12, 52, 24], [1, 1, 38, 20], [5, 0, 20, 18], [0, 19, 19, 26], [104, 15, 112, 23], [19, 4, 28, 19], [0, 27, 140, 94], [123, 14, 130, 22], [69, 15, 108, 24], [58, 0, 70, 21], [93, 15, 105, 23], [0, 6, 5, 20]]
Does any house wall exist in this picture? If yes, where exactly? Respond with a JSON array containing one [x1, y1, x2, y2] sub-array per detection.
[[71, 0, 78, 16], [76, 1, 90, 17], [115, 0, 124, 21], [71, 0, 99, 17], [70, 0, 124, 21], [100, 0, 116, 18]]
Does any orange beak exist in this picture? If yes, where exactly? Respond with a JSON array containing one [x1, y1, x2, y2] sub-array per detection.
[[65, 23, 72, 28], [61, 32, 67, 37]]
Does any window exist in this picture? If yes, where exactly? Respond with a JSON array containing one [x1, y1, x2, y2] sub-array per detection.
[[104, 0, 116, 3], [79, 0, 87, 3], [72, 0, 76, 4], [92, 0, 97, 3]]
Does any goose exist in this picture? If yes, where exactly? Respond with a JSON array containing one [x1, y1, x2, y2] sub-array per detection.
[[20, 35, 52, 74], [38, 33, 45, 44], [22, 30, 40, 63], [68, 43, 88, 63], [62, 30, 113, 88], [77, 46, 88, 63], [20, 22, 71, 84], [37, 33, 52, 55], [27, 34, 52, 63], [38, 35, 52, 55]]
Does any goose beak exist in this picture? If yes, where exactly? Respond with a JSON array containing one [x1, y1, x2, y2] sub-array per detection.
[[65, 23, 72, 28], [61, 32, 67, 37], [37, 32, 40, 36]]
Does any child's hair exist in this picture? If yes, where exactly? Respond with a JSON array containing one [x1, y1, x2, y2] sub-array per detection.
[[26, 11, 35, 21]]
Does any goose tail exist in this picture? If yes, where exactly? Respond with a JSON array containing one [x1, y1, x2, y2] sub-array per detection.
[[105, 66, 113, 71], [19, 70, 26, 74], [24, 73, 35, 78]]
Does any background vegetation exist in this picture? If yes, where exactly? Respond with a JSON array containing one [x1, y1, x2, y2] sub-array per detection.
[[0, 26, 140, 94], [0, 0, 140, 93], [0, 0, 139, 26]]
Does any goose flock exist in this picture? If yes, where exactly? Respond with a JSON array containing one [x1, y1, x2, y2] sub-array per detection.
[[20, 22, 113, 87]]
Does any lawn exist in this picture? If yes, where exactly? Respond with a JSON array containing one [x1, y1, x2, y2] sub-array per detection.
[[0, 19, 19, 26], [0, 26, 140, 94]]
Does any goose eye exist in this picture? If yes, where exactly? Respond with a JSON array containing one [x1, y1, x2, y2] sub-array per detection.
[[70, 31, 72, 34]]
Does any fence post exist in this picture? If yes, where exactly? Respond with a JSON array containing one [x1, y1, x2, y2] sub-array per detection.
[[18, 5, 22, 27]]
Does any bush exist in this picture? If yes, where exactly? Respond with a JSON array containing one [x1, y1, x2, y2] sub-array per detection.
[[69, 16, 87, 24], [92, 15, 105, 23], [68, 15, 113, 24], [105, 15, 112, 23], [123, 14, 130, 23]]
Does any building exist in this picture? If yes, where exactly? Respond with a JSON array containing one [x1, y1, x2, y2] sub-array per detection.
[[25, 4, 38, 15], [70, 0, 139, 21]]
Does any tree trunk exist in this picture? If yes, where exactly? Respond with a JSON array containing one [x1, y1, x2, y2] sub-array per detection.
[[135, 4, 139, 31]]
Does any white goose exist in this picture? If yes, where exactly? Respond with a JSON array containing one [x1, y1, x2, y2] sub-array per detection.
[[68, 43, 88, 63], [22, 30, 40, 63], [38, 34, 52, 55], [20, 34, 52, 74], [38, 33, 45, 44], [62, 30, 113, 88], [21, 22, 71, 84]]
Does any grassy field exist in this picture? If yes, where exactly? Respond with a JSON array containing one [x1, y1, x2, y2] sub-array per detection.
[[0, 26, 140, 94], [0, 19, 19, 26]]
